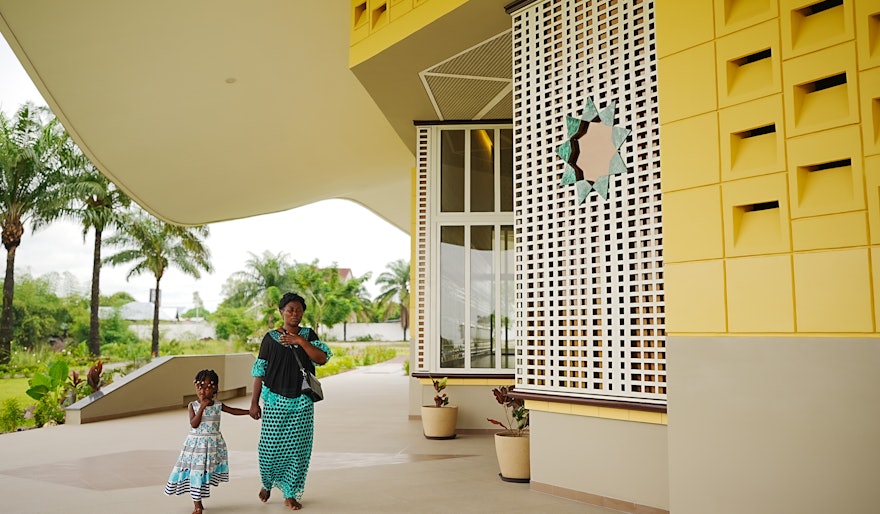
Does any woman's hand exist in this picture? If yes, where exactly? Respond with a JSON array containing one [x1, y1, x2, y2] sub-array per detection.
[[249, 403, 262, 420], [280, 330, 301, 347]]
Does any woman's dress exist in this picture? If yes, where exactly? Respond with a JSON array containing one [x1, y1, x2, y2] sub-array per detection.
[[252, 327, 331, 501], [164, 400, 231, 500]]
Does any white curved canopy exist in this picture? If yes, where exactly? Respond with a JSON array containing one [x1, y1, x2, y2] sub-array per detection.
[[0, 1, 415, 230]]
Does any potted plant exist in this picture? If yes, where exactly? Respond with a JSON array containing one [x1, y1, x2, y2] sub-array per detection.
[[421, 376, 458, 439], [487, 385, 530, 482]]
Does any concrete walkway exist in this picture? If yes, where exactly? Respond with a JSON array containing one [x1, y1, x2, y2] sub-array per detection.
[[0, 358, 616, 513]]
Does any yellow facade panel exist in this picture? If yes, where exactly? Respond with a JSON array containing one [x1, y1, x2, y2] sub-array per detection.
[[660, 113, 720, 192], [782, 42, 859, 137], [856, 0, 880, 70], [726, 254, 795, 332], [721, 172, 791, 257], [597, 407, 630, 421], [656, 0, 716, 58], [658, 43, 719, 124], [872, 247, 880, 331], [787, 125, 865, 218], [713, 0, 778, 36], [351, 0, 370, 44], [859, 67, 880, 156], [780, 0, 855, 59], [867, 155, 880, 244], [389, 0, 413, 21], [569, 404, 601, 418], [665, 260, 728, 333], [628, 410, 664, 425], [791, 211, 869, 251], [369, 0, 390, 32], [716, 20, 781, 108], [662, 186, 725, 263], [720, 95, 786, 181], [793, 248, 874, 333]]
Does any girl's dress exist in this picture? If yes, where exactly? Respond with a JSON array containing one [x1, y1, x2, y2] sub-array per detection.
[[164, 400, 231, 501]]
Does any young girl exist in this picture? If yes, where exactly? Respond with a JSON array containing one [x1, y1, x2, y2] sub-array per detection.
[[164, 369, 249, 514]]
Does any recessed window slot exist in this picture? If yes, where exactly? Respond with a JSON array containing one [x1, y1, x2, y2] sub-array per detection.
[[803, 73, 846, 93], [371, 2, 387, 29], [353, 2, 367, 28], [733, 48, 771, 66], [796, 0, 842, 17], [738, 124, 776, 139], [742, 200, 779, 212], [805, 158, 851, 172]]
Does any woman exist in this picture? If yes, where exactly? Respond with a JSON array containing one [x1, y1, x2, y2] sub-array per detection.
[[249, 292, 332, 510]]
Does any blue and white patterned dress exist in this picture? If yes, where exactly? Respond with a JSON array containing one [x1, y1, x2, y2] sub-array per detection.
[[164, 400, 231, 501]]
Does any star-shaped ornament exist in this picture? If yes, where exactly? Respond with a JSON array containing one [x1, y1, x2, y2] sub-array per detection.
[[556, 98, 631, 203]]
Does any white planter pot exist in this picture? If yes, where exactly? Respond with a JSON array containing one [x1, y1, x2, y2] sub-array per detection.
[[420, 405, 458, 439], [494, 430, 530, 482]]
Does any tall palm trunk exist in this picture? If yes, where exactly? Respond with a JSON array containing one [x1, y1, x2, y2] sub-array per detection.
[[401, 305, 409, 341], [88, 228, 102, 356], [0, 244, 16, 364], [151, 277, 161, 357]]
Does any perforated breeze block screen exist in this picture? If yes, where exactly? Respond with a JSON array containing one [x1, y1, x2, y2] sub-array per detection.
[[512, 0, 665, 404]]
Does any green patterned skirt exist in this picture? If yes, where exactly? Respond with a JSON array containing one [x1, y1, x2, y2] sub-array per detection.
[[258, 387, 315, 500]]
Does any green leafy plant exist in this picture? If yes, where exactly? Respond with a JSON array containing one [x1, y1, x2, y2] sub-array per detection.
[[0, 398, 25, 432], [26, 360, 68, 402], [431, 376, 449, 407], [487, 385, 529, 435]]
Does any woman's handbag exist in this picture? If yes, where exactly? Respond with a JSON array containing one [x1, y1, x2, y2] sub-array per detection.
[[301, 369, 324, 403], [292, 346, 324, 403]]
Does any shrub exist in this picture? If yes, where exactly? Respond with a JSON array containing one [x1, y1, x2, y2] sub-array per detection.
[[0, 398, 25, 432]]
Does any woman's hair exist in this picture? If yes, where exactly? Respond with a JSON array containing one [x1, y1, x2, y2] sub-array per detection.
[[279, 292, 307, 312], [194, 369, 219, 386]]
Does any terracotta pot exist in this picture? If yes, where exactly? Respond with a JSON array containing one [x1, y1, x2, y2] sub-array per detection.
[[420, 405, 458, 439], [494, 430, 530, 482]]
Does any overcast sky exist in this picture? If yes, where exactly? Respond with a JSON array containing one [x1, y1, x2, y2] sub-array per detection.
[[1, 36, 410, 312]]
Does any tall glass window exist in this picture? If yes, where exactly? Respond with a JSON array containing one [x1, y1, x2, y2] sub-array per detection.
[[439, 226, 465, 368], [434, 125, 514, 372]]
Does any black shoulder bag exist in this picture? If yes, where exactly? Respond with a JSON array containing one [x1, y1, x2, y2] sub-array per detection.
[[292, 345, 324, 403]]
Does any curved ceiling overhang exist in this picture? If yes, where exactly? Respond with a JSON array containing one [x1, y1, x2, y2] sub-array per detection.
[[0, 1, 415, 231]]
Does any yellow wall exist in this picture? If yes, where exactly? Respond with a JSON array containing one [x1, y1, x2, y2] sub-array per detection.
[[658, 0, 878, 336], [349, 0, 468, 66]]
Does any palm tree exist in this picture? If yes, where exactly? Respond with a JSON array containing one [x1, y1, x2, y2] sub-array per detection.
[[375, 259, 411, 340], [61, 147, 131, 357], [0, 103, 67, 364], [104, 210, 213, 356], [220, 250, 293, 309]]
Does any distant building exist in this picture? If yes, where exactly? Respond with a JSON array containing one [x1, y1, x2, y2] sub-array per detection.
[[98, 301, 178, 321]]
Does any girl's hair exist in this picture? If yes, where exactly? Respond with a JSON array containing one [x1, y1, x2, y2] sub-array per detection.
[[194, 369, 219, 386], [279, 292, 307, 312]]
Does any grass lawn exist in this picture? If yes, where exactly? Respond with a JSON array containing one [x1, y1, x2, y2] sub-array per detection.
[[0, 377, 36, 409]]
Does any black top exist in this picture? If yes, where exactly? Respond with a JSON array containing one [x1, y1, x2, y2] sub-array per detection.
[[258, 328, 319, 399]]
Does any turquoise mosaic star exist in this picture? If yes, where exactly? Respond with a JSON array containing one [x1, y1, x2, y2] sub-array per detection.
[[556, 97, 632, 203]]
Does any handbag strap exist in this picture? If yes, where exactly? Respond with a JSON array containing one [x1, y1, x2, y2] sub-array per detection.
[[289, 328, 310, 378]]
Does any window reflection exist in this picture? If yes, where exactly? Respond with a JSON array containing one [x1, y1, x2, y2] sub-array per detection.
[[471, 129, 495, 212], [440, 130, 464, 212], [470, 226, 494, 368], [440, 226, 465, 368]]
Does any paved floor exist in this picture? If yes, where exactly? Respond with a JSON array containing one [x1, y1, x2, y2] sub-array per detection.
[[0, 358, 617, 514]]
